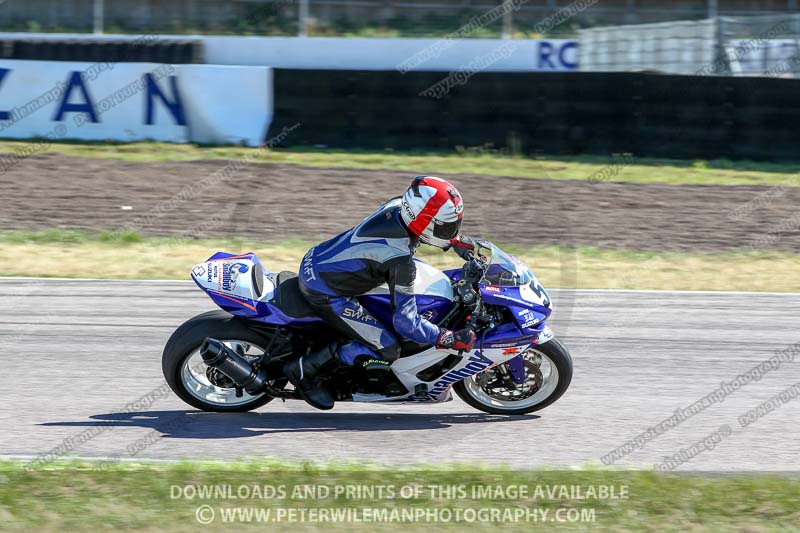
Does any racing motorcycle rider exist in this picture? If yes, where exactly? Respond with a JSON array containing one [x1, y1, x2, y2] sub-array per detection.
[[285, 176, 479, 410]]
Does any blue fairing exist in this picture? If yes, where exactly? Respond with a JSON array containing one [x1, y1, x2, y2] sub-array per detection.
[[192, 251, 553, 349], [250, 306, 324, 326], [191, 252, 454, 331], [480, 321, 539, 349], [443, 267, 461, 281], [191, 252, 323, 326], [191, 276, 323, 326], [359, 293, 454, 331], [206, 251, 249, 261], [200, 284, 450, 331], [480, 284, 552, 318]]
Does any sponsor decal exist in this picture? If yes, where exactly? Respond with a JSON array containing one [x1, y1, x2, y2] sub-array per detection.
[[343, 307, 378, 325], [522, 318, 540, 329], [420, 309, 436, 321], [362, 358, 390, 368], [484, 341, 520, 349], [402, 200, 417, 221], [219, 262, 248, 292], [484, 285, 501, 293], [502, 347, 520, 355], [484, 338, 536, 350], [519, 310, 540, 329], [301, 250, 316, 282], [454, 202, 464, 215], [192, 265, 206, 278], [427, 351, 494, 399]]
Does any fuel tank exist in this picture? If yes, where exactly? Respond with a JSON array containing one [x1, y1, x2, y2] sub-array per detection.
[[359, 259, 455, 326]]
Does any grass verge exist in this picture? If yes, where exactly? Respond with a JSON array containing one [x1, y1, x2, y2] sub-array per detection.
[[0, 460, 797, 532], [1, 230, 798, 292], [3, 139, 800, 187]]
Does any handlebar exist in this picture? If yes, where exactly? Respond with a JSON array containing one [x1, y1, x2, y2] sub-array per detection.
[[453, 250, 490, 357], [453, 250, 488, 313], [461, 253, 486, 284]]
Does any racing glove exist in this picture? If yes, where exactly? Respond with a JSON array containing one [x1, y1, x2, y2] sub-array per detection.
[[449, 235, 476, 260], [436, 328, 477, 351]]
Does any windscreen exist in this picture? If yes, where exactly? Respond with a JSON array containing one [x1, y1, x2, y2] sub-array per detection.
[[481, 242, 534, 287]]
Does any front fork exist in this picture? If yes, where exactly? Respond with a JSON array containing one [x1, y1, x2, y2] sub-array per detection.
[[505, 356, 527, 385], [504, 325, 555, 386]]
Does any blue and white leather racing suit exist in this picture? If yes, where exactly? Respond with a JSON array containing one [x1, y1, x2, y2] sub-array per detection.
[[298, 198, 441, 365]]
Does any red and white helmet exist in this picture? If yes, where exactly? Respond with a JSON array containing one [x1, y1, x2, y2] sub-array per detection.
[[400, 176, 464, 249]]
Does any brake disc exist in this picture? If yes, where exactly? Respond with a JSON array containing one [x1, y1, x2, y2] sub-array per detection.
[[479, 358, 543, 401]]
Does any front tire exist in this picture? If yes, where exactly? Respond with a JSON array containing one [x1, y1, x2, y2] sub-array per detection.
[[454, 337, 573, 415], [162, 310, 277, 412]]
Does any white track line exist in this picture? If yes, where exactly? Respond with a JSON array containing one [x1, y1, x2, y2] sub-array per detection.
[[0, 277, 797, 296], [0, 454, 180, 464], [0, 276, 190, 283]]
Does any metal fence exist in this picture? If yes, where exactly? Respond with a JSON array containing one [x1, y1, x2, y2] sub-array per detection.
[[579, 14, 800, 76], [1, 0, 799, 38]]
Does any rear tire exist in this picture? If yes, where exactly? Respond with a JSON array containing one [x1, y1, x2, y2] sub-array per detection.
[[162, 310, 277, 412], [454, 337, 573, 415]]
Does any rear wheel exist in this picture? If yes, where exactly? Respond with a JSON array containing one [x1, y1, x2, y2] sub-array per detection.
[[162, 310, 280, 412], [454, 337, 572, 415]]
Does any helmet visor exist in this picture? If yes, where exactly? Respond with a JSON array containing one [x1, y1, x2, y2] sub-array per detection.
[[432, 218, 462, 241]]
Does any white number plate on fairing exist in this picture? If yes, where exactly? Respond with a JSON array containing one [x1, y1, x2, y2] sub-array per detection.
[[536, 325, 555, 344]]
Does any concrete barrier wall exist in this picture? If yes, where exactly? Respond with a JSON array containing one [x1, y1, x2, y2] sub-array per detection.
[[269, 69, 800, 160], [0, 33, 579, 72], [0, 36, 202, 64], [199, 36, 578, 72], [0, 36, 795, 160]]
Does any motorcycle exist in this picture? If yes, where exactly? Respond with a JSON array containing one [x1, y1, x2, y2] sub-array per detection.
[[162, 238, 572, 415]]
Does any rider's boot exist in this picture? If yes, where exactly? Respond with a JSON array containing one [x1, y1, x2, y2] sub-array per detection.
[[336, 342, 391, 393], [284, 343, 339, 410]]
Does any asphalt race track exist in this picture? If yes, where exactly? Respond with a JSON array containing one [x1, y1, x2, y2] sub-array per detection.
[[1, 278, 798, 470]]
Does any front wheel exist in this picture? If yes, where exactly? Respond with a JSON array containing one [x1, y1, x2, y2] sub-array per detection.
[[453, 337, 573, 415]]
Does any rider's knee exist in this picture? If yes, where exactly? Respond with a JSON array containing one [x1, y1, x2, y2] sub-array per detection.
[[338, 341, 399, 365], [377, 343, 401, 362]]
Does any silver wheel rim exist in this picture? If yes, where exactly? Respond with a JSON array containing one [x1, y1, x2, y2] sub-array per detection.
[[463, 347, 560, 412], [180, 340, 268, 407]]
